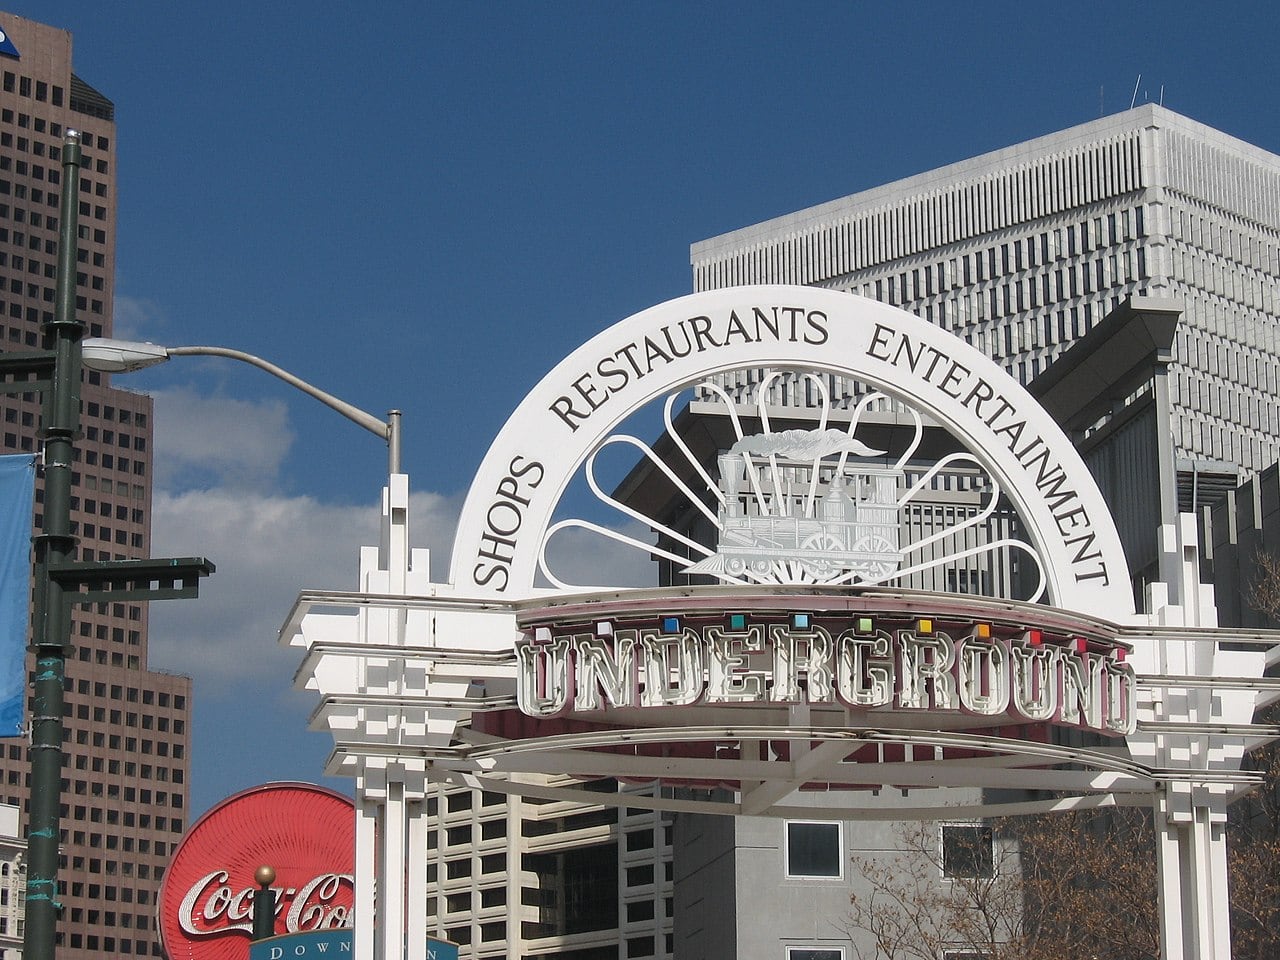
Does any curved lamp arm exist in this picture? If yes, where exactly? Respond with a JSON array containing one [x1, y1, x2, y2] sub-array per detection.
[[81, 337, 402, 474]]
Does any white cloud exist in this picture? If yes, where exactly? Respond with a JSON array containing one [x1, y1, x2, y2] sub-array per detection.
[[148, 485, 460, 692], [110, 294, 169, 341], [149, 387, 294, 492]]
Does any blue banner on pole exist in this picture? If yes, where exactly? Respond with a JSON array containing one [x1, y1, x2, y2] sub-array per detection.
[[0, 454, 34, 738]]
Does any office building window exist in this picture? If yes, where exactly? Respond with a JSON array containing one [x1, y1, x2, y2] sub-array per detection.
[[785, 821, 841, 878], [788, 949, 843, 960], [941, 823, 994, 879]]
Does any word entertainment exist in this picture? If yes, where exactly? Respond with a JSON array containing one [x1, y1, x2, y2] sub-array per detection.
[[516, 623, 1136, 736]]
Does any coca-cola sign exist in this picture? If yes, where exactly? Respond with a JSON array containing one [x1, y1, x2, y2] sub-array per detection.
[[159, 782, 355, 960]]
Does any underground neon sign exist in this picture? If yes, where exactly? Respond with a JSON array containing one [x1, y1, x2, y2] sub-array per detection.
[[516, 613, 1135, 735]]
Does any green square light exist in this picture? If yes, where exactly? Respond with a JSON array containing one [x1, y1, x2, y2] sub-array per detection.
[[729, 613, 746, 630], [856, 617, 873, 633]]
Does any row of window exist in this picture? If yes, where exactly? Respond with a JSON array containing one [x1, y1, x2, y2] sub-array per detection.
[[83, 425, 145, 449], [71, 755, 183, 782], [65, 734, 182, 759], [72, 621, 142, 645], [65, 780, 181, 808], [66, 832, 171, 858], [65, 827, 175, 854], [64, 803, 182, 833], [50, 842, 165, 882], [66, 682, 182, 709], [0, 224, 58, 252], [71, 644, 138, 667], [78, 449, 147, 474], [63, 878, 148, 901], [85, 401, 144, 426], [1171, 205, 1280, 275], [66, 704, 183, 733], [63, 934, 157, 955], [2, 101, 106, 143], [784, 820, 993, 880], [2, 72, 64, 107], [66, 907, 148, 930], [81, 474, 145, 497], [860, 207, 1146, 304]]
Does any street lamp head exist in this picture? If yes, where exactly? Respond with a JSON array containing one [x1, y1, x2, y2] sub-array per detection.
[[81, 338, 171, 373]]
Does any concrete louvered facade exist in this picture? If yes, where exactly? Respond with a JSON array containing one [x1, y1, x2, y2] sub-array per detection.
[[691, 105, 1280, 492]]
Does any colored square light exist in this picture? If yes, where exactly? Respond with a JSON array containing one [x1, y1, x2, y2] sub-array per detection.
[[662, 616, 680, 634], [917, 619, 933, 634], [974, 622, 991, 639], [594, 620, 613, 637], [1113, 647, 1127, 662], [793, 613, 810, 629], [729, 613, 746, 631], [856, 617, 873, 634], [1027, 629, 1042, 646], [1072, 636, 1088, 653]]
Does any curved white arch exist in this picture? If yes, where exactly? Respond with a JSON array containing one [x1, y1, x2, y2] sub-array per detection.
[[450, 286, 1133, 619]]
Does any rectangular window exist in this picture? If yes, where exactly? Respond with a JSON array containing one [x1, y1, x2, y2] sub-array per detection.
[[941, 823, 994, 879], [785, 821, 841, 878], [788, 950, 844, 960]]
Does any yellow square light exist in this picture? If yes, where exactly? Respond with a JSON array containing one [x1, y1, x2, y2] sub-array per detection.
[[917, 618, 933, 634], [975, 622, 991, 639]]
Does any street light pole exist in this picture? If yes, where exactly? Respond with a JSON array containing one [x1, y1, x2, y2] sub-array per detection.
[[80, 340, 402, 477], [9, 133, 215, 960], [22, 125, 84, 960]]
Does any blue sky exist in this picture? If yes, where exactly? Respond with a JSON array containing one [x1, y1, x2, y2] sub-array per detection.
[[6, 0, 1280, 814]]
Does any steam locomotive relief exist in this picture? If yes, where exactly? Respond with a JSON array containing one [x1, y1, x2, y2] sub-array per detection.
[[683, 428, 904, 583]]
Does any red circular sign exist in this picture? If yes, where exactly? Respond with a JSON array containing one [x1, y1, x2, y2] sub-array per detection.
[[158, 782, 355, 960]]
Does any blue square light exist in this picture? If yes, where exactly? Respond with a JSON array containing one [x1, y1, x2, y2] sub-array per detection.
[[662, 616, 680, 634], [793, 613, 810, 629], [729, 613, 746, 630]]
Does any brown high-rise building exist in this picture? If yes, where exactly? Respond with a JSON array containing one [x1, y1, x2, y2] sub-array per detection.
[[0, 13, 191, 959]]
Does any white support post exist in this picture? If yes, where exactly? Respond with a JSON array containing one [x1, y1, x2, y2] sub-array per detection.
[[407, 799, 428, 960], [355, 798, 379, 960], [1154, 802, 1186, 960], [1139, 514, 1238, 960], [1186, 803, 1232, 960], [383, 781, 407, 960]]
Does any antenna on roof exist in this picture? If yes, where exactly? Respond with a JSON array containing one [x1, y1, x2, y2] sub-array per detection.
[[1159, 84, 1165, 106], [1130, 74, 1141, 110], [1100, 85, 1105, 117]]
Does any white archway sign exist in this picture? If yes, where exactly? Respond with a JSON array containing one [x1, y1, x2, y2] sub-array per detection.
[[284, 285, 1277, 960], [450, 285, 1133, 618]]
